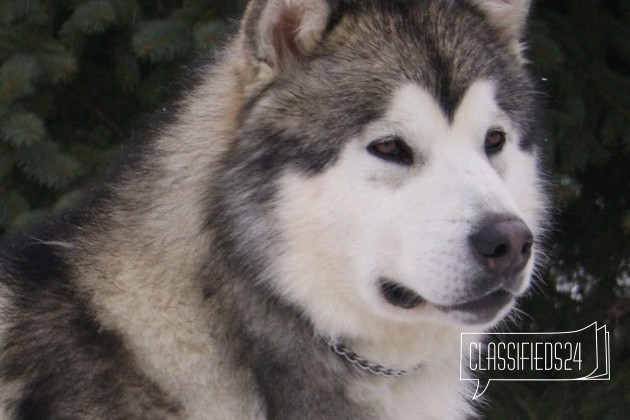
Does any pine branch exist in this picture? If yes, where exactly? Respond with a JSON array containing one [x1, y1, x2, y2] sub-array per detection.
[[57, 85, 126, 140]]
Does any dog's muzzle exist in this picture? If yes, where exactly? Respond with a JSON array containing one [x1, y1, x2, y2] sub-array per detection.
[[379, 216, 534, 324]]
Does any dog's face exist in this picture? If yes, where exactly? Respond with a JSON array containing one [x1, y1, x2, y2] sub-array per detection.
[[274, 79, 545, 331], [217, 0, 545, 336]]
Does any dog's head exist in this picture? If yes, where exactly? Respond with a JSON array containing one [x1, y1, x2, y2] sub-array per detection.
[[215, 0, 546, 337]]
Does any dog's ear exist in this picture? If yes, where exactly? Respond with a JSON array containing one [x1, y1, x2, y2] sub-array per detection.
[[240, 0, 332, 78], [469, 0, 531, 43]]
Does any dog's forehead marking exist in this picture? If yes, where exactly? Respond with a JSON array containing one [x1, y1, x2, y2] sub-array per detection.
[[383, 80, 503, 146]]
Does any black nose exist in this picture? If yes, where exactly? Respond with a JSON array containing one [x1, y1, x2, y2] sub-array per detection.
[[470, 219, 533, 275]]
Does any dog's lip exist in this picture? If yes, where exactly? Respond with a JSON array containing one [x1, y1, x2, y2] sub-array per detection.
[[434, 289, 514, 314], [378, 279, 515, 317], [379, 280, 425, 309]]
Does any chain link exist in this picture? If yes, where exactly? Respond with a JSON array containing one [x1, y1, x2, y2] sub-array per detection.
[[323, 337, 423, 378]]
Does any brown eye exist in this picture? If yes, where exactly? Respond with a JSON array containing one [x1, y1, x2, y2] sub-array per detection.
[[368, 136, 413, 165], [485, 129, 506, 155]]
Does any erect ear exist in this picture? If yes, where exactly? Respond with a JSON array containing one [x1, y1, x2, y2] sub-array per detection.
[[240, 0, 332, 77], [469, 0, 531, 43]]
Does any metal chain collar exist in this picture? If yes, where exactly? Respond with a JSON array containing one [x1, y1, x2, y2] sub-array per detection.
[[323, 337, 423, 378]]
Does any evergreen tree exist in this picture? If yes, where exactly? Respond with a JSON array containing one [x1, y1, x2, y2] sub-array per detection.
[[0, 0, 244, 231], [484, 0, 629, 417]]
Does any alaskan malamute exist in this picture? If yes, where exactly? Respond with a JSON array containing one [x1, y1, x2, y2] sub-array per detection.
[[0, 0, 546, 418]]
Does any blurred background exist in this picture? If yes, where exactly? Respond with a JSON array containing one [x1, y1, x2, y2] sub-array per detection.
[[0, 0, 627, 417]]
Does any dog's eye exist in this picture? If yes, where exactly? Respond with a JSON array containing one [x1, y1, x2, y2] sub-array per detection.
[[368, 137, 413, 165], [485, 129, 506, 155]]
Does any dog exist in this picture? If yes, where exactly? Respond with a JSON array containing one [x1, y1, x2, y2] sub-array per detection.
[[0, 0, 547, 418]]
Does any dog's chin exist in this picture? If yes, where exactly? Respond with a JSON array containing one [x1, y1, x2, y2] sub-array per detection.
[[378, 279, 516, 327]]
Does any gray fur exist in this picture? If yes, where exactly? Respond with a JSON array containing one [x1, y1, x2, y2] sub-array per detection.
[[0, 0, 541, 418]]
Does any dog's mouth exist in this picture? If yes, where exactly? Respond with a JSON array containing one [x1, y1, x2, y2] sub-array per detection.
[[379, 279, 514, 323], [380, 280, 424, 309], [434, 289, 514, 324], [435, 289, 512, 313]]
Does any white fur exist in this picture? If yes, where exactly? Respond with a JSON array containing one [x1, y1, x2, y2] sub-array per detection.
[[271, 80, 544, 418]]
